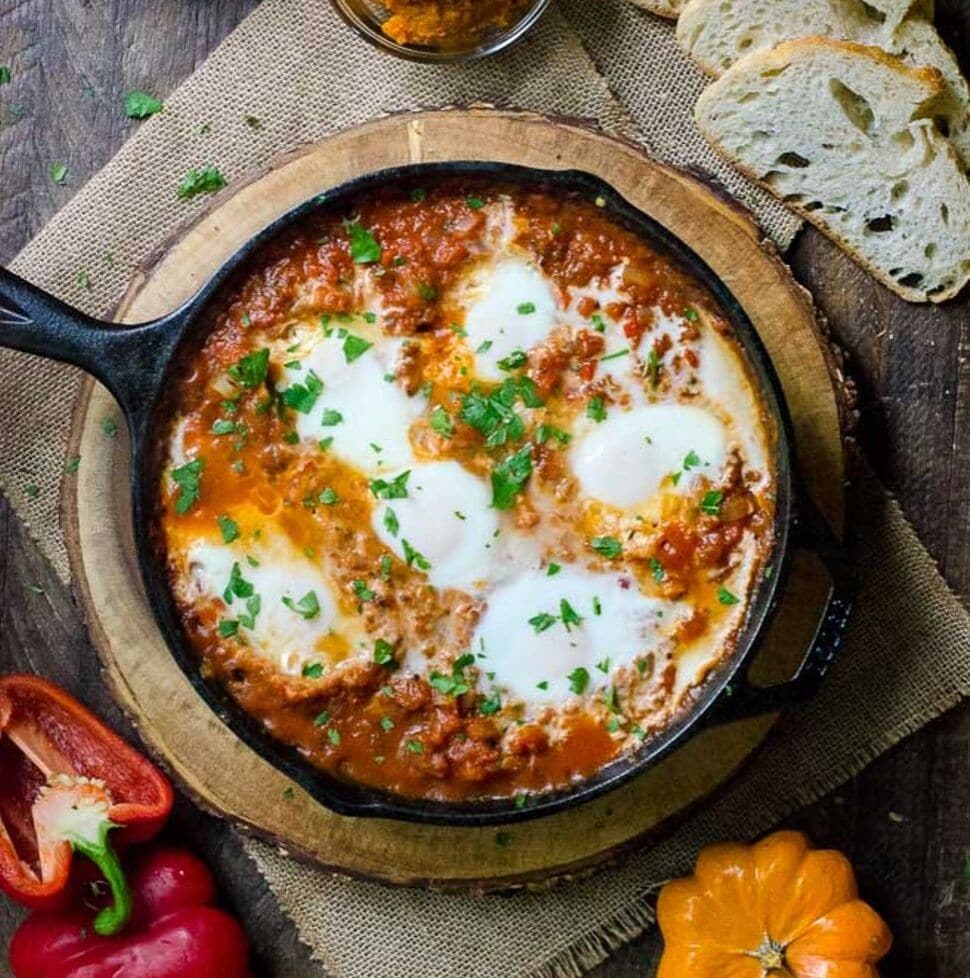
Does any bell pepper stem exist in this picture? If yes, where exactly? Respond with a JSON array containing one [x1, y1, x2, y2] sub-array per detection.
[[71, 822, 133, 936]]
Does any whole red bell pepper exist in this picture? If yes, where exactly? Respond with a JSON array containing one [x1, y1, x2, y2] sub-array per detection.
[[9, 846, 251, 978], [0, 675, 173, 934]]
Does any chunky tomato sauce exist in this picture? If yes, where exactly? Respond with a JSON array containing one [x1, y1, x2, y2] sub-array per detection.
[[156, 181, 775, 804]]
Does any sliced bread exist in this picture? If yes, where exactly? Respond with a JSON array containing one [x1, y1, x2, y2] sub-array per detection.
[[694, 37, 970, 302], [677, 0, 970, 171], [628, 0, 684, 18]]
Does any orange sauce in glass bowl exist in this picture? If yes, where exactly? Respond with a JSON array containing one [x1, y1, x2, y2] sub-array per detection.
[[379, 0, 531, 47]]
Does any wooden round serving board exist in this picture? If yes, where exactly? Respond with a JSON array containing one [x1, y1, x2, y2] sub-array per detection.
[[63, 110, 844, 890]]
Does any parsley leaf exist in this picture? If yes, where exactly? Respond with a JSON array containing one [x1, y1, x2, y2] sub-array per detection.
[[700, 490, 724, 516], [716, 586, 740, 606], [50, 163, 69, 185], [429, 406, 454, 439], [517, 302, 536, 315], [383, 507, 400, 536], [283, 590, 321, 620], [479, 692, 501, 715], [218, 514, 240, 542], [370, 470, 410, 500], [684, 450, 701, 470], [536, 423, 571, 446], [497, 349, 527, 371], [649, 557, 665, 582], [567, 667, 590, 695], [124, 91, 163, 119], [467, 196, 485, 210], [345, 221, 381, 264], [491, 443, 533, 510], [529, 612, 558, 634], [374, 638, 395, 666], [591, 535, 622, 559], [302, 662, 324, 679], [587, 396, 607, 423], [171, 458, 204, 514], [559, 599, 583, 632], [402, 538, 431, 571], [228, 348, 269, 389], [177, 166, 226, 199], [342, 333, 373, 363], [282, 369, 323, 413], [320, 408, 344, 426]]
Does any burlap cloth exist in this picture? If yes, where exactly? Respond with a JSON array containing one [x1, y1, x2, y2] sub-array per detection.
[[1, 1, 966, 976]]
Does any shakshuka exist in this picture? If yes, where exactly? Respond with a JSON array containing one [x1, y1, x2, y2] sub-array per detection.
[[156, 180, 776, 804]]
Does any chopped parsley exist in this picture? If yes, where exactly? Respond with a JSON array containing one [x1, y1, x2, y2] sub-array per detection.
[[592, 596, 602, 616], [320, 487, 340, 505], [559, 599, 583, 632], [479, 692, 501, 715], [50, 163, 69, 185], [370, 470, 410, 499], [302, 662, 324, 679], [345, 221, 381, 263], [460, 376, 543, 448], [529, 612, 558, 634], [700, 490, 724, 515], [319, 407, 344, 427], [217, 620, 239, 638], [430, 406, 454, 439], [402, 538, 431, 571], [466, 196, 485, 210], [586, 396, 607, 423], [352, 579, 374, 602], [410, 188, 426, 202], [383, 507, 400, 536], [101, 417, 118, 438], [380, 715, 394, 732], [217, 514, 240, 542], [327, 728, 341, 746], [546, 563, 561, 576], [475, 340, 493, 354], [600, 348, 629, 363], [171, 458, 204, 514], [646, 348, 661, 388], [406, 739, 424, 754], [684, 450, 701, 470], [228, 348, 269, 389], [417, 283, 437, 302], [282, 369, 323, 413], [591, 313, 606, 333], [223, 562, 254, 602], [491, 443, 533, 510], [124, 91, 163, 119], [282, 590, 321, 620], [497, 349, 527, 371], [374, 638, 395, 666], [314, 711, 331, 726], [517, 302, 536, 315], [649, 557, 665, 583], [567, 667, 590, 695], [716, 586, 740, 606], [684, 308, 700, 322], [343, 333, 373, 363], [536, 423, 571, 446], [64, 455, 81, 475], [0, 66, 10, 85], [177, 166, 226, 199], [591, 535, 622, 559]]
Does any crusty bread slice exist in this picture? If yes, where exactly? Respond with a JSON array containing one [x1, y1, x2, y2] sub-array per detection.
[[628, 0, 684, 18], [695, 37, 970, 302], [678, 0, 970, 171]]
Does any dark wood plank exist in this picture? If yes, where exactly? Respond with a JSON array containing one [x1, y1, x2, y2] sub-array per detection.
[[1, 2, 968, 977]]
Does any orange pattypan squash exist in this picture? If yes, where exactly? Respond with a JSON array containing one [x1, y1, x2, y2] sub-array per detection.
[[656, 830, 892, 978]]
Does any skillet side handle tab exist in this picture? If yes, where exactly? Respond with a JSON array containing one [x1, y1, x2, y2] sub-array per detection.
[[710, 497, 855, 724], [0, 266, 181, 431]]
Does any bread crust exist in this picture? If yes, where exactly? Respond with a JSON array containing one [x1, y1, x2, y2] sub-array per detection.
[[627, 0, 683, 17]]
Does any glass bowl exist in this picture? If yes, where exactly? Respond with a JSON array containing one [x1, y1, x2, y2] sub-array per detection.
[[330, 0, 553, 63]]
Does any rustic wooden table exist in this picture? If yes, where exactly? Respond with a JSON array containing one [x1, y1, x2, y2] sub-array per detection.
[[0, 3, 967, 976]]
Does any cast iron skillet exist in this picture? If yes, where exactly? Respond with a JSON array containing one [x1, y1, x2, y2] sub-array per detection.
[[0, 162, 853, 826]]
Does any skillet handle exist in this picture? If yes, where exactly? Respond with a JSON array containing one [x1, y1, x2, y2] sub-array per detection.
[[710, 498, 855, 724], [0, 266, 181, 431]]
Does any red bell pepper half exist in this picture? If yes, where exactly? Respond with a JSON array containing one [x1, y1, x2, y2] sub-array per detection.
[[9, 846, 251, 978], [0, 675, 173, 933]]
